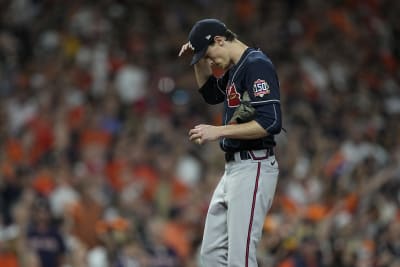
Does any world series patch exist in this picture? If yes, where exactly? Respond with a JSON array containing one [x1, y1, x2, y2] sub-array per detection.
[[253, 79, 270, 97]]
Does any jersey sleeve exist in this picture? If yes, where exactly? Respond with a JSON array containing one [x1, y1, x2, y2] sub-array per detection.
[[244, 58, 282, 134], [244, 58, 280, 103], [198, 73, 228, 105]]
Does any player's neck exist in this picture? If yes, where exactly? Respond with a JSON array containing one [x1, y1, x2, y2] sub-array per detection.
[[230, 40, 249, 65]]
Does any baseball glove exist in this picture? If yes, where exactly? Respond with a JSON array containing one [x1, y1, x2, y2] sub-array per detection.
[[229, 91, 257, 124]]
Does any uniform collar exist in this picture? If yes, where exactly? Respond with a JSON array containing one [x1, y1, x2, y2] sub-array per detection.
[[229, 47, 256, 74]]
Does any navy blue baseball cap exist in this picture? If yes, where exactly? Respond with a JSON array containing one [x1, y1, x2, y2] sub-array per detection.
[[188, 19, 227, 65]]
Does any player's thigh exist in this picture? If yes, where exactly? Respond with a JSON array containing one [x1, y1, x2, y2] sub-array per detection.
[[257, 158, 279, 213], [201, 173, 229, 252], [226, 161, 262, 235], [226, 160, 278, 239]]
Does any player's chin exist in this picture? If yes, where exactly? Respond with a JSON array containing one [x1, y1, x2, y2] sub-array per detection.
[[212, 62, 223, 69], [220, 63, 230, 70]]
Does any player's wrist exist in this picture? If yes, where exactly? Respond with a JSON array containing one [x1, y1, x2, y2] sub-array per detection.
[[219, 124, 233, 139]]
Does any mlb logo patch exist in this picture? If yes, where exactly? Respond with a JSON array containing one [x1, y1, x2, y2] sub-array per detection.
[[253, 79, 270, 97]]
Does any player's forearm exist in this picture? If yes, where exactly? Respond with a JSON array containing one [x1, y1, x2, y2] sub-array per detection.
[[219, 121, 268, 139], [194, 61, 212, 88]]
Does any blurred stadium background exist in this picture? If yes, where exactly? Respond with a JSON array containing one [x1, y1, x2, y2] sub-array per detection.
[[0, 0, 400, 266]]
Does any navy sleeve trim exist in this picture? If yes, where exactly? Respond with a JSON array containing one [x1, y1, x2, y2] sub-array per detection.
[[254, 103, 282, 135], [266, 104, 278, 131], [250, 99, 280, 106]]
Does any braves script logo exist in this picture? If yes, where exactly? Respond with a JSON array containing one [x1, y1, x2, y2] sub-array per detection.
[[227, 83, 240, 107], [253, 79, 270, 97]]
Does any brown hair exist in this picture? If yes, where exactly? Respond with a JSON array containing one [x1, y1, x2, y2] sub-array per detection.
[[209, 29, 237, 45]]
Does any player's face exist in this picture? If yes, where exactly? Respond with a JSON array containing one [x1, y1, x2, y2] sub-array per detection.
[[204, 41, 230, 70]]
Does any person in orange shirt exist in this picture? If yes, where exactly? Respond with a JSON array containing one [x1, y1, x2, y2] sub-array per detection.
[[0, 251, 18, 267], [68, 181, 104, 249]]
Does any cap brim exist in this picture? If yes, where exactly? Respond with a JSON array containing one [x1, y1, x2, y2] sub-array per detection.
[[190, 47, 208, 66]]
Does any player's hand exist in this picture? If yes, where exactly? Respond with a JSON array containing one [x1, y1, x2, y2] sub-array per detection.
[[178, 42, 194, 57], [189, 124, 220, 145]]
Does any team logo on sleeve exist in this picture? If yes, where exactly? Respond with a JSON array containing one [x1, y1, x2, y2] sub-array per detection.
[[226, 83, 240, 107], [253, 79, 270, 97]]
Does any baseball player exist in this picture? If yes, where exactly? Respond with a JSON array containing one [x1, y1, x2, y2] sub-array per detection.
[[179, 19, 282, 267]]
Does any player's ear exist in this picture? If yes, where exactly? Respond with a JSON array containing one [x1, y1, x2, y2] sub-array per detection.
[[214, 36, 224, 46]]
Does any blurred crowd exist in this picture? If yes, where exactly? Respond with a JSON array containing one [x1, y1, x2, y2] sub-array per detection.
[[1, 0, 400, 266]]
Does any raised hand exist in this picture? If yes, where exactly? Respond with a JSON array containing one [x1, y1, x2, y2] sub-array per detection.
[[178, 42, 194, 57]]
